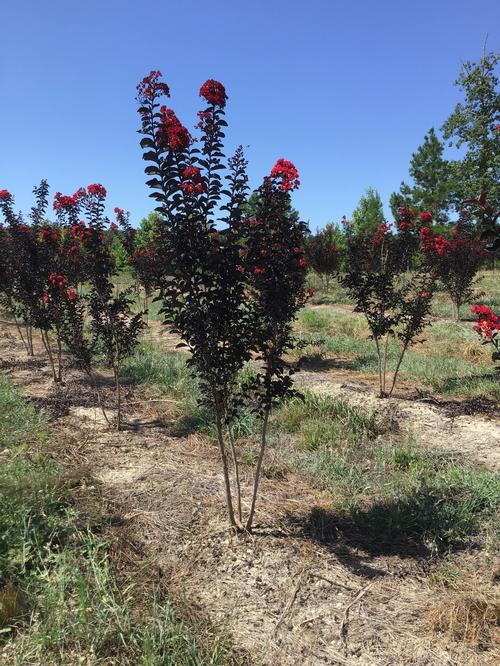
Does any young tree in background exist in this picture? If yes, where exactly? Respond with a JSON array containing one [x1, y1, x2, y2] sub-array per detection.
[[442, 52, 500, 209], [135, 211, 163, 248], [351, 187, 385, 235], [306, 223, 341, 288]]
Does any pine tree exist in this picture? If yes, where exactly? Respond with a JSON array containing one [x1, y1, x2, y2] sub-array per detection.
[[352, 187, 385, 235], [442, 52, 500, 209], [390, 129, 452, 223]]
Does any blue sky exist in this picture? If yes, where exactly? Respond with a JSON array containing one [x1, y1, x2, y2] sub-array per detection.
[[1, 0, 499, 231]]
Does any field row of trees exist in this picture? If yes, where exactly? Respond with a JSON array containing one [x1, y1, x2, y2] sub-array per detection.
[[0, 57, 499, 532]]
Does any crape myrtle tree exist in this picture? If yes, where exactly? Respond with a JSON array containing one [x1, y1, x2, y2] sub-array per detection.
[[0, 181, 81, 377], [237, 162, 309, 529], [470, 305, 500, 369], [0, 183, 52, 358], [419, 213, 484, 321], [137, 71, 308, 531], [305, 223, 341, 289], [55, 184, 146, 429], [341, 211, 435, 397], [119, 209, 167, 310]]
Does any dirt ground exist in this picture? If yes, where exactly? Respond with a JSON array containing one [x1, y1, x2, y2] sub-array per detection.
[[1, 320, 499, 665]]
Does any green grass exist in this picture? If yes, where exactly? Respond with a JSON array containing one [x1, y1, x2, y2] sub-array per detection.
[[122, 343, 259, 438], [293, 438, 500, 553], [121, 342, 211, 431], [0, 378, 232, 665], [293, 309, 500, 401], [0, 376, 46, 448], [275, 390, 384, 450]]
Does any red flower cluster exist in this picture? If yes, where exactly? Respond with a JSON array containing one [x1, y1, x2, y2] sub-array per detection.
[[40, 227, 61, 243], [398, 205, 415, 220], [197, 110, 213, 131], [66, 288, 77, 301], [0, 189, 12, 201], [180, 165, 205, 195], [136, 70, 170, 100], [371, 222, 392, 245], [114, 207, 127, 225], [87, 183, 107, 198], [420, 226, 448, 255], [471, 305, 500, 341], [49, 273, 68, 288], [71, 221, 92, 242], [53, 190, 82, 211], [419, 211, 433, 224], [199, 79, 227, 108], [158, 107, 191, 151], [397, 206, 415, 231], [270, 159, 300, 191]]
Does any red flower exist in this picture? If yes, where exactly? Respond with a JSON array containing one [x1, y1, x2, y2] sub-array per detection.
[[299, 257, 307, 268], [40, 294, 49, 304], [292, 247, 301, 254], [433, 235, 448, 255], [419, 291, 429, 299], [238, 248, 248, 257], [371, 222, 392, 245], [270, 158, 300, 191], [114, 207, 127, 225], [252, 267, 265, 275], [87, 183, 107, 198], [74, 187, 86, 200], [199, 80, 227, 108], [197, 110, 213, 131], [471, 304, 500, 342], [419, 211, 433, 223], [54, 192, 79, 211], [180, 165, 205, 195], [398, 205, 415, 220], [66, 288, 77, 301], [157, 107, 191, 151], [0, 190, 12, 201], [109, 222, 118, 232], [49, 273, 68, 288], [471, 304, 494, 317], [136, 70, 170, 100]]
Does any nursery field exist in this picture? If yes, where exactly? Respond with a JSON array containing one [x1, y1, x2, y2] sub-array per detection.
[[1, 57, 499, 666], [0, 270, 499, 665]]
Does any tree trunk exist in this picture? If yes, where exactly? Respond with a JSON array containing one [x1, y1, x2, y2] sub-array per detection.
[[246, 409, 270, 532]]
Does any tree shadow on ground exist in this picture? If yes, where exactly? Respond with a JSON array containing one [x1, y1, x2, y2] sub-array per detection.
[[435, 373, 498, 396], [287, 488, 480, 570]]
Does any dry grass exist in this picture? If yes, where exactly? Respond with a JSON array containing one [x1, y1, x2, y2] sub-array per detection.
[[428, 591, 500, 648]]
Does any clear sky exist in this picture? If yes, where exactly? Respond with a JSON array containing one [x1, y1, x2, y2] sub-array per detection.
[[1, 0, 499, 231]]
